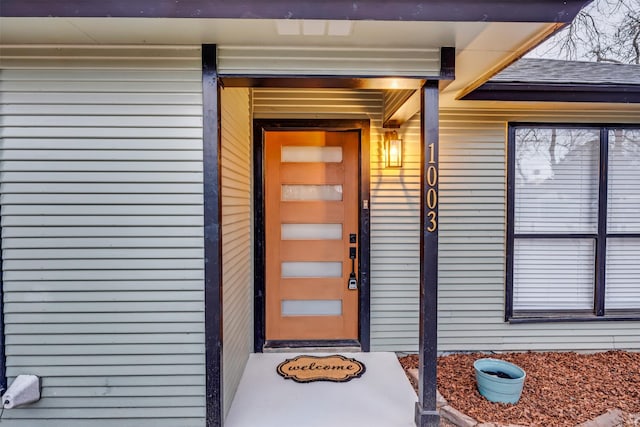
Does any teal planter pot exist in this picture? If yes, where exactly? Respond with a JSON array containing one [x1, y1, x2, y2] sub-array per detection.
[[473, 358, 526, 404]]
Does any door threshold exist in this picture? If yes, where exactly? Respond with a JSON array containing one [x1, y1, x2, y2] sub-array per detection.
[[263, 339, 361, 353]]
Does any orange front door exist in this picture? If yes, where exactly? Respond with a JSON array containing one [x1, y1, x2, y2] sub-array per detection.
[[265, 130, 359, 341]]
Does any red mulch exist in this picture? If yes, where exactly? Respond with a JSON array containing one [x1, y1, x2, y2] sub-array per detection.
[[399, 351, 640, 427]]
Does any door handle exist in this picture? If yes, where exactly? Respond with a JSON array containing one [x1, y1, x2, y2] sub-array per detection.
[[348, 246, 358, 290]]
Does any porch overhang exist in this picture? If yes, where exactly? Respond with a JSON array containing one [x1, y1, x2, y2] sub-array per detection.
[[0, 20, 573, 108], [1, 0, 591, 22], [221, 47, 455, 89], [1, 10, 581, 105]]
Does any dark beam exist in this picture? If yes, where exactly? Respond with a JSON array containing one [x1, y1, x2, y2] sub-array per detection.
[[221, 76, 428, 89], [415, 81, 440, 427], [1, 0, 592, 22], [439, 47, 456, 80], [463, 82, 640, 103], [383, 47, 454, 128], [202, 44, 223, 427], [595, 128, 609, 317]]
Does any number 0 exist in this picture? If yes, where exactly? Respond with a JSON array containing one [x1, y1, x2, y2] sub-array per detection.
[[427, 165, 437, 187], [427, 188, 437, 209]]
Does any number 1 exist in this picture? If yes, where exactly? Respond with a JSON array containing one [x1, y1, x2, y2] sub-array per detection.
[[428, 143, 435, 164]]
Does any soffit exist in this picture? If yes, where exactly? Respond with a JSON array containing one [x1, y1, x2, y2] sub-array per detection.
[[0, 18, 555, 102], [0, 18, 486, 47]]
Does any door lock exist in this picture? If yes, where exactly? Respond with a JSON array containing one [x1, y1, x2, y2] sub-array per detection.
[[348, 275, 358, 290], [348, 247, 358, 290]]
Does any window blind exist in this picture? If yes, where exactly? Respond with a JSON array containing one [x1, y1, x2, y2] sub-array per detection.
[[606, 129, 640, 310], [605, 238, 640, 310], [513, 239, 595, 310], [607, 129, 640, 233], [513, 128, 599, 312], [515, 128, 600, 234]]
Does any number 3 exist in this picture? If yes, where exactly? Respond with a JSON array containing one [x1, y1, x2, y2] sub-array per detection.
[[427, 211, 437, 232]]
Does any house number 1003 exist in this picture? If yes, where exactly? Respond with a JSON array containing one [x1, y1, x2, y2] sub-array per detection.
[[427, 143, 438, 232]]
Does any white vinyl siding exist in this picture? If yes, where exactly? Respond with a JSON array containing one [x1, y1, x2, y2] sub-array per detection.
[[0, 47, 206, 426], [221, 87, 253, 418]]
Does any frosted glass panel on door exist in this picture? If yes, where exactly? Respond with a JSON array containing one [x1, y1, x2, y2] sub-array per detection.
[[605, 238, 640, 310], [281, 262, 342, 278], [281, 224, 343, 240], [513, 238, 595, 310], [514, 128, 599, 234], [282, 146, 342, 163], [608, 129, 640, 233], [282, 300, 342, 316], [282, 185, 343, 201]]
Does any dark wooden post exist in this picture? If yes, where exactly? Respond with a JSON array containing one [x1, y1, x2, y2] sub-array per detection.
[[202, 44, 224, 427], [415, 80, 440, 427]]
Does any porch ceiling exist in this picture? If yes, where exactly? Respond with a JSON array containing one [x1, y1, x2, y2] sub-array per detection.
[[1, 17, 559, 104]]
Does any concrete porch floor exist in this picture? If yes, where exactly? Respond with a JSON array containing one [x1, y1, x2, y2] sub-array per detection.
[[225, 352, 418, 427]]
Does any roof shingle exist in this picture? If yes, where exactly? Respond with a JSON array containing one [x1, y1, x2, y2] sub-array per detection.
[[491, 58, 640, 86]]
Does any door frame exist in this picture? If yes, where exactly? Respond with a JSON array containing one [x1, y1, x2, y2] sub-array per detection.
[[253, 119, 371, 352]]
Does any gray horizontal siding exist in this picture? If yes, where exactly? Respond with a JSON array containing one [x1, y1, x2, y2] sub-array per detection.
[[221, 88, 253, 418], [254, 91, 640, 353], [438, 107, 640, 352], [370, 116, 421, 352], [0, 47, 205, 426]]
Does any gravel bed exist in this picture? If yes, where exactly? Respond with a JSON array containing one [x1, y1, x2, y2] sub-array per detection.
[[399, 350, 640, 427]]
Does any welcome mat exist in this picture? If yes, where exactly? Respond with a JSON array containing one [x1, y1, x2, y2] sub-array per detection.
[[277, 355, 366, 383]]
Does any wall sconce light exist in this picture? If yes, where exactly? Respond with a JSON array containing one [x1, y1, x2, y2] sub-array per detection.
[[385, 131, 403, 168]]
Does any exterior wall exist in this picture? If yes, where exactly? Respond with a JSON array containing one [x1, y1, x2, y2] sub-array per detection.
[[253, 89, 421, 352], [438, 106, 640, 352], [254, 90, 640, 353], [370, 115, 421, 352], [1, 51, 636, 427], [0, 47, 206, 426], [220, 87, 253, 417]]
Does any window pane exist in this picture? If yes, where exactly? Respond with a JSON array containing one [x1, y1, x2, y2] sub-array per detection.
[[282, 146, 342, 163], [281, 300, 342, 316], [281, 261, 342, 278], [608, 129, 640, 233], [282, 185, 343, 201], [513, 238, 595, 311], [281, 224, 342, 240], [606, 238, 640, 310], [514, 128, 599, 234]]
